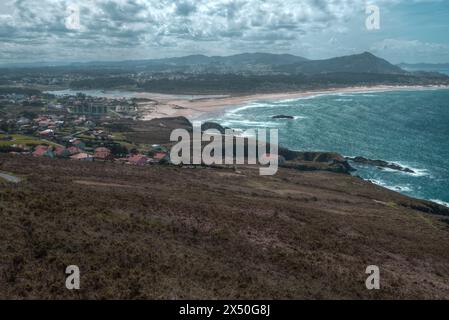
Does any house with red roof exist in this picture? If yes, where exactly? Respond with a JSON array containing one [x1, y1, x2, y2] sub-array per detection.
[[54, 146, 71, 158], [33, 145, 55, 158], [127, 154, 149, 166], [70, 139, 86, 150], [94, 147, 112, 160], [153, 152, 168, 161], [70, 153, 94, 161], [39, 129, 54, 137], [67, 146, 81, 155]]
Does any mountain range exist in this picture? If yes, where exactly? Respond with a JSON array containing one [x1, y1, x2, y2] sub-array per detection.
[[278, 52, 405, 75], [2, 52, 448, 94], [3, 52, 449, 78], [0, 52, 414, 75], [65, 52, 408, 75]]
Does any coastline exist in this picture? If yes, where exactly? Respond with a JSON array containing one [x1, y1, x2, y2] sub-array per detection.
[[156, 84, 449, 207], [139, 84, 449, 121]]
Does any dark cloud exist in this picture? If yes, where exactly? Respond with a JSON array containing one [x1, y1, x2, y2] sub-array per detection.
[[175, 1, 197, 16]]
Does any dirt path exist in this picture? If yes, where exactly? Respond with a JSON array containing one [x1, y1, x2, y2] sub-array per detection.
[[0, 171, 21, 183], [73, 180, 135, 188]]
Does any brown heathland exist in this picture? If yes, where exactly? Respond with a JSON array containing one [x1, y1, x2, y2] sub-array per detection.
[[0, 154, 448, 299]]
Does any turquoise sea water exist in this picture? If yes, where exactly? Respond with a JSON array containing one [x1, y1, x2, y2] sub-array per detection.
[[206, 89, 449, 206]]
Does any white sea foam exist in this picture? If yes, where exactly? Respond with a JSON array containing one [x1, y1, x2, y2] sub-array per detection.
[[333, 91, 384, 97], [282, 90, 383, 102], [392, 161, 431, 177], [278, 94, 324, 103], [362, 159, 431, 178], [277, 99, 297, 103], [226, 102, 271, 115], [408, 168, 431, 177], [334, 98, 353, 102], [349, 158, 431, 178], [369, 179, 413, 192], [430, 199, 449, 207], [221, 119, 279, 128], [334, 93, 356, 97]]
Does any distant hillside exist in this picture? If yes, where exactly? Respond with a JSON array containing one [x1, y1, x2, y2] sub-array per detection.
[[0, 52, 413, 75], [3, 52, 448, 94], [71, 52, 404, 75], [67, 52, 309, 72], [278, 52, 406, 75], [213, 53, 309, 66], [159, 53, 308, 66]]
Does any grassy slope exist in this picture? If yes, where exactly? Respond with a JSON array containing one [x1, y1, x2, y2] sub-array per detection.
[[0, 154, 448, 299], [0, 134, 60, 147]]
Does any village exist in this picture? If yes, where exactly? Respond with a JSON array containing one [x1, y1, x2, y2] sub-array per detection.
[[0, 90, 171, 166]]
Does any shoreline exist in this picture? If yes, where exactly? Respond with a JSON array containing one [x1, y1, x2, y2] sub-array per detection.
[[152, 84, 449, 207], [139, 84, 449, 121]]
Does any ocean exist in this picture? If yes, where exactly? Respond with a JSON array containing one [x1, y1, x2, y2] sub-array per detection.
[[205, 88, 449, 206]]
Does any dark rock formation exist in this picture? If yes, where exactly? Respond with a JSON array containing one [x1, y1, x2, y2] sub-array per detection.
[[281, 151, 355, 174], [346, 156, 415, 173], [201, 122, 227, 134], [272, 115, 294, 119]]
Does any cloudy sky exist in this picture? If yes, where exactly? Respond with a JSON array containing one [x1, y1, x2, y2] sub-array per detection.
[[0, 0, 448, 64]]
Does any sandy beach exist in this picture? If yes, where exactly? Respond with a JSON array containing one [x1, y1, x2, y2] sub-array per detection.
[[139, 85, 449, 121]]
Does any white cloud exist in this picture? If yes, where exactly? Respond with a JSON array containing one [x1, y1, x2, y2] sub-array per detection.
[[0, 1, 362, 50], [371, 38, 449, 63], [0, 0, 447, 63]]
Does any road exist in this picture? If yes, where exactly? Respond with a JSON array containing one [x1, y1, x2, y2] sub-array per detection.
[[0, 171, 21, 183]]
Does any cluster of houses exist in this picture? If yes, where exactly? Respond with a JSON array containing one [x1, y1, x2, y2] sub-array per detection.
[[0, 93, 30, 104], [1, 92, 172, 167], [9, 112, 114, 145], [60, 94, 138, 117], [34, 115, 65, 136], [30, 141, 169, 166], [11, 113, 90, 137]]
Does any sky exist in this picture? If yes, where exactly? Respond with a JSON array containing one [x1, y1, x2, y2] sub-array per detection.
[[0, 0, 448, 65]]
